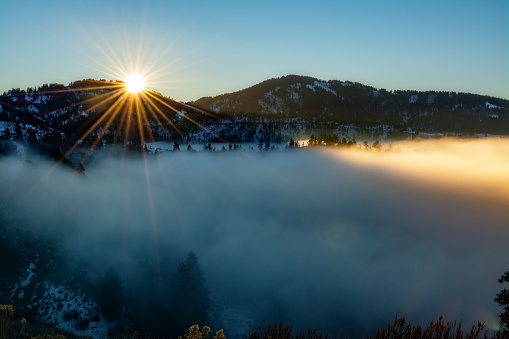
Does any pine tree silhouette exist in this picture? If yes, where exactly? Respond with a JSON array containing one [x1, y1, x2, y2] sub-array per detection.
[[495, 271, 509, 332], [98, 267, 123, 321], [169, 252, 209, 336]]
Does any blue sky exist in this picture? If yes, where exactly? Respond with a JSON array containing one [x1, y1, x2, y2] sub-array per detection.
[[1, 0, 508, 102]]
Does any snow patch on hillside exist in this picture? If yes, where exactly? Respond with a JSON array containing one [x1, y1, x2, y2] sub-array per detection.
[[258, 90, 288, 115], [10, 261, 38, 300], [38, 282, 110, 338], [306, 81, 338, 96], [427, 94, 437, 104], [20, 262, 36, 288], [33, 94, 49, 104], [209, 97, 242, 114], [409, 95, 418, 104], [287, 84, 302, 106], [486, 102, 501, 109], [27, 105, 39, 114]]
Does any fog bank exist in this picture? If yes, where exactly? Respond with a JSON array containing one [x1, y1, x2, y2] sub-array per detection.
[[1, 139, 508, 335]]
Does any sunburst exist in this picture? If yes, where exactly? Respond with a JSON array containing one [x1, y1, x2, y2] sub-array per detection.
[[125, 74, 145, 94], [23, 59, 227, 170]]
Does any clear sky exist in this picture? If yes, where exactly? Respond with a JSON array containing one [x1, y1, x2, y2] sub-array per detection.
[[1, 0, 508, 102]]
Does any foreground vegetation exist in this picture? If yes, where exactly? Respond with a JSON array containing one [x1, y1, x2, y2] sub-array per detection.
[[2, 305, 507, 339]]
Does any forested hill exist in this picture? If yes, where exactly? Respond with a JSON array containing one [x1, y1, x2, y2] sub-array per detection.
[[0, 79, 211, 150], [191, 75, 509, 135]]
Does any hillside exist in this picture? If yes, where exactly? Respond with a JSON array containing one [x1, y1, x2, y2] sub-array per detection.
[[0, 80, 212, 152], [191, 75, 509, 135]]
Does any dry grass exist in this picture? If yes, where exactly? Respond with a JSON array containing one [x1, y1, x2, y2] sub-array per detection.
[[1, 304, 69, 339], [3, 304, 508, 339], [246, 322, 328, 339], [375, 315, 506, 339], [178, 324, 226, 339]]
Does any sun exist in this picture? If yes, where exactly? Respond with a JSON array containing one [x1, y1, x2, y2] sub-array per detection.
[[125, 74, 145, 93]]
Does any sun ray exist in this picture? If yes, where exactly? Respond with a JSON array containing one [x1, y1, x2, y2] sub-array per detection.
[[134, 91, 156, 146], [71, 32, 129, 81], [179, 100, 225, 121], [123, 94, 135, 152], [144, 91, 227, 142], [138, 95, 162, 146], [19, 83, 124, 98], [134, 23, 145, 78], [114, 99, 130, 145], [59, 87, 126, 126], [134, 95, 146, 146], [82, 60, 127, 82], [122, 33, 135, 78], [145, 103, 183, 143], [63, 89, 129, 158], [61, 87, 125, 122], [140, 91, 187, 141], [78, 91, 131, 163], [90, 28, 133, 79]]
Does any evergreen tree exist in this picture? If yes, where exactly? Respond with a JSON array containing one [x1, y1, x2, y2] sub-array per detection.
[[2, 128, 11, 139], [14, 124, 22, 139], [0, 139, 16, 156], [48, 147, 74, 169], [169, 252, 209, 336], [98, 268, 124, 321], [26, 128, 37, 145], [309, 134, 316, 146], [495, 271, 509, 332], [372, 140, 382, 152], [76, 162, 86, 175]]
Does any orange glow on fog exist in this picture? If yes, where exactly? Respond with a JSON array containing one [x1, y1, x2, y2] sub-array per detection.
[[325, 138, 509, 204]]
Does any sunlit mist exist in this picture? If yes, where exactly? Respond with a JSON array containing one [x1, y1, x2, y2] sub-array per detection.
[[327, 138, 509, 205]]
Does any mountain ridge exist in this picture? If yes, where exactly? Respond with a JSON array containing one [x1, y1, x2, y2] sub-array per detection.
[[193, 74, 509, 103], [191, 75, 509, 133]]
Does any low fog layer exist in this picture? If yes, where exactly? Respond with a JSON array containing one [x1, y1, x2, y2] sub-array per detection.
[[1, 138, 508, 335]]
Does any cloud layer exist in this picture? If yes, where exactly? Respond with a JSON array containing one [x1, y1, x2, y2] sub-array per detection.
[[1, 139, 508, 335]]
